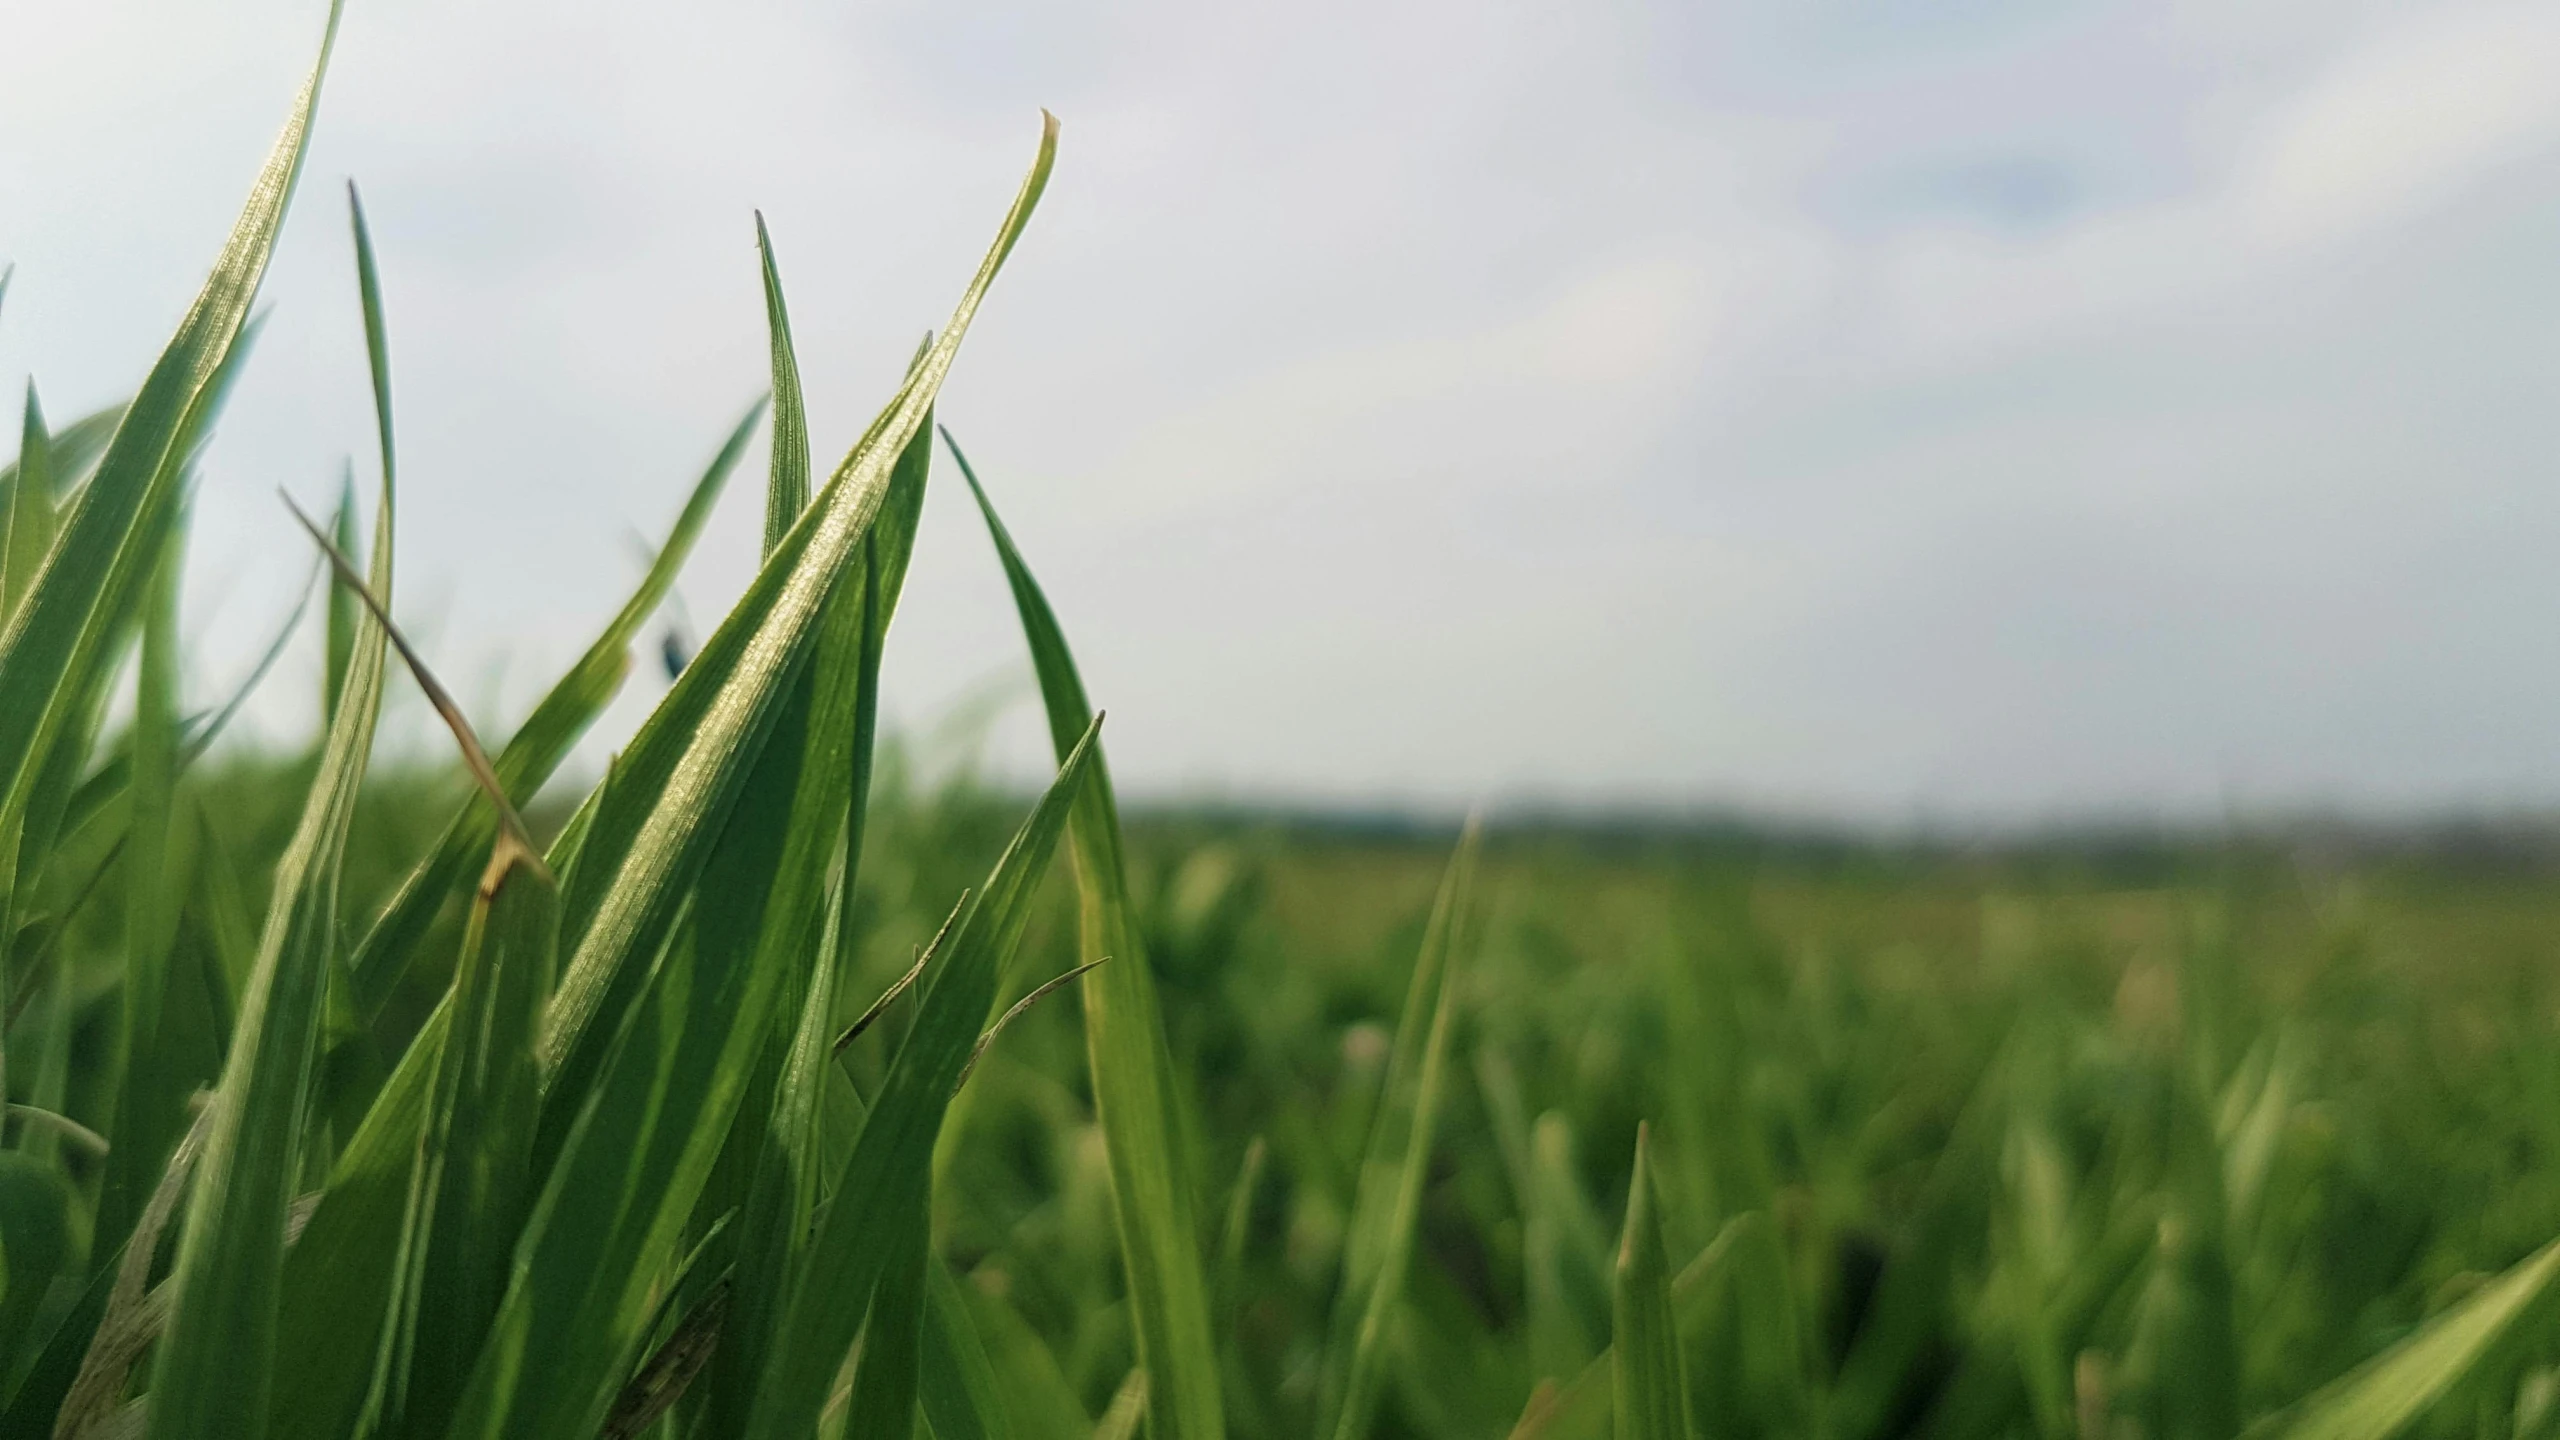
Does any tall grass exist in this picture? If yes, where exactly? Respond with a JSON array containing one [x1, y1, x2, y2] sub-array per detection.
[[7, 9, 2560, 1440]]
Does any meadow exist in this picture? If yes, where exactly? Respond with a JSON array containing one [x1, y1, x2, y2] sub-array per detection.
[[7, 7, 2560, 1439]]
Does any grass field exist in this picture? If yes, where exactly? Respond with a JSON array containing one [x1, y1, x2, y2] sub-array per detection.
[[9, 9, 2560, 1440]]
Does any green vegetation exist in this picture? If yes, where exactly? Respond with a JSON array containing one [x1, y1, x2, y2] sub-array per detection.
[[8, 10, 2560, 1439]]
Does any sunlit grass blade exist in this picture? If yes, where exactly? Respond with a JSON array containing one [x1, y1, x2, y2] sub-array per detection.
[[705, 389, 933, 1439], [739, 720, 1101, 1440], [1319, 817, 1480, 1440], [0, 0, 337, 842], [1095, 1370, 1150, 1440], [341, 398, 758, 1020], [141, 101, 380, 1431], [1611, 1126, 1690, 1440], [0, 400, 124, 514], [947, 427, 1227, 1440], [2253, 1235, 2560, 1440], [756, 211, 810, 556], [536, 114, 1056, 1120], [439, 123, 1052, 1428]]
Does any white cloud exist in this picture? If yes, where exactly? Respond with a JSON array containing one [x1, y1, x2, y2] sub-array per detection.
[[2242, 3, 2560, 244]]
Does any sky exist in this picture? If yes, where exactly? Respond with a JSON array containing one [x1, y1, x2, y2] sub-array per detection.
[[4, 0, 2560, 823]]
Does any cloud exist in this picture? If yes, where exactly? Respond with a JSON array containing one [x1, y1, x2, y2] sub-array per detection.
[[2241, 3, 2560, 244]]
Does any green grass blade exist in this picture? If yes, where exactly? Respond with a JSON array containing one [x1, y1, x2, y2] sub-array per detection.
[[1320, 818, 1480, 1440], [1506, 1213, 1771, 1440], [439, 124, 1055, 1418], [350, 181, 394, 495], [1611, 1126, 1690, 1440], [704, 402, 931, 1437], [2253, 1236, 2560, 1440], [142, 134, 381, 1439], [341, 398, 759, 1020], [756, 212, 809, 557], [0, 385, 53, 619], [375, 847, 558, 1435], [97, 519, 186, 1253], [946, 427, 1227, 1440], [445, 420, 905, 1440], [0, 0, 337, 834], [738, 720, 1101, 1440], [535, 113, 1055, 1117], [842, 1207, 931, 1440], [323, 463, 358, 726], [1096, 1371, 1150, 1440], [0, 400, 124, 514], [921, 1261, 1022, 1440], [957, 1274, 1092, 1440], [264, 1001, 449, 1440]]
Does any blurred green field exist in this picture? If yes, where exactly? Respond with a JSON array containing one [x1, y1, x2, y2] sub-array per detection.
[[52, 739, 2560, 1438]]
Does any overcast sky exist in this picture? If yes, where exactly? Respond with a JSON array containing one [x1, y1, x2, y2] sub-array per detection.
[[5, 0, 2560, 822]]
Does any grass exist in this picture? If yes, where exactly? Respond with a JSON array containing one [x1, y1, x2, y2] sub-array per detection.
[[9, 9, 2560, 1439]]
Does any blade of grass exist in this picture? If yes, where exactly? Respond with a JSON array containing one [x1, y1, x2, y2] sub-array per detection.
[[920, 1261, 1022, 1440], [141, 80, 382, 1429], [1611, 1126, 1690, 1440], [372, 848, 557, 1436], [738, 721, 1101, 1440], [2251, 1235, 2560, 1440], [423, 127, 1051, 1440], [322, 463, 358, 727], [0, 0, 332, 850], [1507, 1212, 1774, 1440], [1320, 817, 1481, 1440], [96, 515, 187, 1253], [0, 385, 53, 619], [0, 401, 125, 515], [263, 1000, 449, 1440], [948, 427, 1227, 1440], [756, 212, 809, 557], [842, 1206, 931, 1440], [60, 1106, 212, 1440], [703, 367, 933, 1440]]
